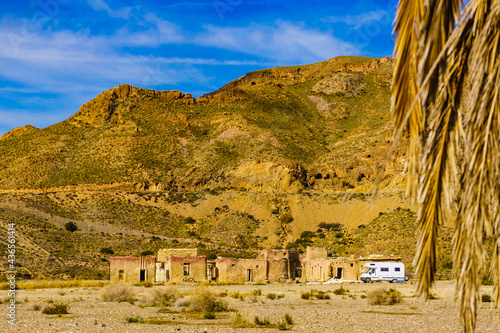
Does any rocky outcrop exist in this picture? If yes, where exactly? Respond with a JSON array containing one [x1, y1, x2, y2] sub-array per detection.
[[69, 84, 195, 127], [0, 125, 39, 140]]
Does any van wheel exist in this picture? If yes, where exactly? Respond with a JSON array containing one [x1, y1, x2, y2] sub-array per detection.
[[391, 279, 397, 283], [365, 278, 371, 283]]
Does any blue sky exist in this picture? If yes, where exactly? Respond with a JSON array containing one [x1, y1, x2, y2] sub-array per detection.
[[0, 0, 398, 136]]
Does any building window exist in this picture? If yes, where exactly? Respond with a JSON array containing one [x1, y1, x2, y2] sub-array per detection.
[[118, 270, 124, 280], [381, 267, 389, 272], [256, 265, 260, 269], [183, 263, 190, 276], [295, 269, 302, 278], [395, 267, 401, 272], [350, 263, 354, 267]]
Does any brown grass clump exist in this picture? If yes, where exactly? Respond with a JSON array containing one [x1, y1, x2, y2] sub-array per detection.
[[144, 287, 179, 307], [42, 303, 69, 315], [190, 289, 228, 312], [101, 283, 136, 303], [300, 291, 312, 300], [367, 288, 402, 305]]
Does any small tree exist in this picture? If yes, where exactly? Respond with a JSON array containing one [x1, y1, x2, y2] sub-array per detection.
[[64, 222, 78, 232]]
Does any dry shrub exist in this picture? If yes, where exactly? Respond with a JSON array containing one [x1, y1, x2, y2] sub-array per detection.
[[101, 283, 136, 303], [367, 288, 402, 305], [175, 298, 190, 307], [190, 289, 228, 312], [301, 291, 312, 300], [143, 287, 179, 307], [32, 303, 42, 311], [333, 286, 349, 295], [42, 303, 69, 315]]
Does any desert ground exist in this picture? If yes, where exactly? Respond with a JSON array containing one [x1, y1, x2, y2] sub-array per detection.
[[1, 280, 498, 333]]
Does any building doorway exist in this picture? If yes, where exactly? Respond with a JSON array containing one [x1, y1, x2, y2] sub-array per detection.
[[246, 269, 253, 282], [140, 269, 146, 282], [336, 267, 343, 279]]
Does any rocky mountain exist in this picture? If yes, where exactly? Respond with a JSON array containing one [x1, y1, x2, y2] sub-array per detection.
[[0, 56, 446, 280]]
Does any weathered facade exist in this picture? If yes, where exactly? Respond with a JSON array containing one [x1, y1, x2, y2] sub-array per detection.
[[216, 249, 301, 283], [155, 248, 207, 283], [301, 247, 402, 282], [109, 247, 402, 284], [109, 257, 156, 284]]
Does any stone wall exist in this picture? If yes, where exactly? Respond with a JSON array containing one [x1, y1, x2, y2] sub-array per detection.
[[216, 258, 269, 283], [109, 257, 156, 284], [166, 256, 207, 282]]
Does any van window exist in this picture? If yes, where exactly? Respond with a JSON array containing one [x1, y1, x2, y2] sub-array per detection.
[[395, 267, 401, 272], [381, 267, 389, 272]]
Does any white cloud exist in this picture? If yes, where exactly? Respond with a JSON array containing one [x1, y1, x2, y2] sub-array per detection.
[[323, 10, 392, 29], [87, 0, 134, 19], [194, 21, 360, 63]]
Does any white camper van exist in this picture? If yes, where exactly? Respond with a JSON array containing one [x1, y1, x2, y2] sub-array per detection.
[[360, 262, 407, 283]]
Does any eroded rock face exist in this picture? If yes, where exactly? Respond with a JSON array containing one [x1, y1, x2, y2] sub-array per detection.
[[69, 84, 195, 127], [226, 161, 307, 192], [312, 73, 365, 97], [0, 125, 39, 140]]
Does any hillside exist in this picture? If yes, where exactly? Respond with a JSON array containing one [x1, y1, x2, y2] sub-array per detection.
[[0, 56, 402, 192], [0, 56, 441, 280]]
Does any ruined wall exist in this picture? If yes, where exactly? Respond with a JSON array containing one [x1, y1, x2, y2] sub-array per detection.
[[157, 248, 198, 262], [306, 246, 328, 260], [259, 249, 300, 261], [328, 258, 359, 280], [216, 258, 268, 283], [167, 256, 207, 282], [267, 259, 290, 282], [109, 257, 156, 284]]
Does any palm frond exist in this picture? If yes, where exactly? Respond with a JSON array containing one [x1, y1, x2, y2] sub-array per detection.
[[391, 0, 424, 199], [454, 2, 500, 330]]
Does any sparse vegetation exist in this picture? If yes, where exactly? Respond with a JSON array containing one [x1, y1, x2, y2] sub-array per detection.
[[64, 222, 78, 232], [367, 288, 402, 305], [333, 286, 349, 295], [42, 303, 69, 315], [482, 294, 492, 303], [101, 283, 136, 303], [190, 289, 228, 313], [143, 287, 179, 307]]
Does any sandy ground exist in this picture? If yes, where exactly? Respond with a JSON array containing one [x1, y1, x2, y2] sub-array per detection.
[[1, 280, 498, 333]]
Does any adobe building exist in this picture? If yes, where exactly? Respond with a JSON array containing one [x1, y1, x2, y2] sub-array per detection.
[[109, 257, 156, 284], [216, 249, 301, 283], [300, 246, 402, 282], [156, 248, 207, 283]]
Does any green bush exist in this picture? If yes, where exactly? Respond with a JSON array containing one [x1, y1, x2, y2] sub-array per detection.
[[100, 247, 114, 255], [126, 317, 145, 323], [482, 294, 492, 303], [140, 250, 154, 256], [64, 222, 78, 232], [184, 217, 195, 224]]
